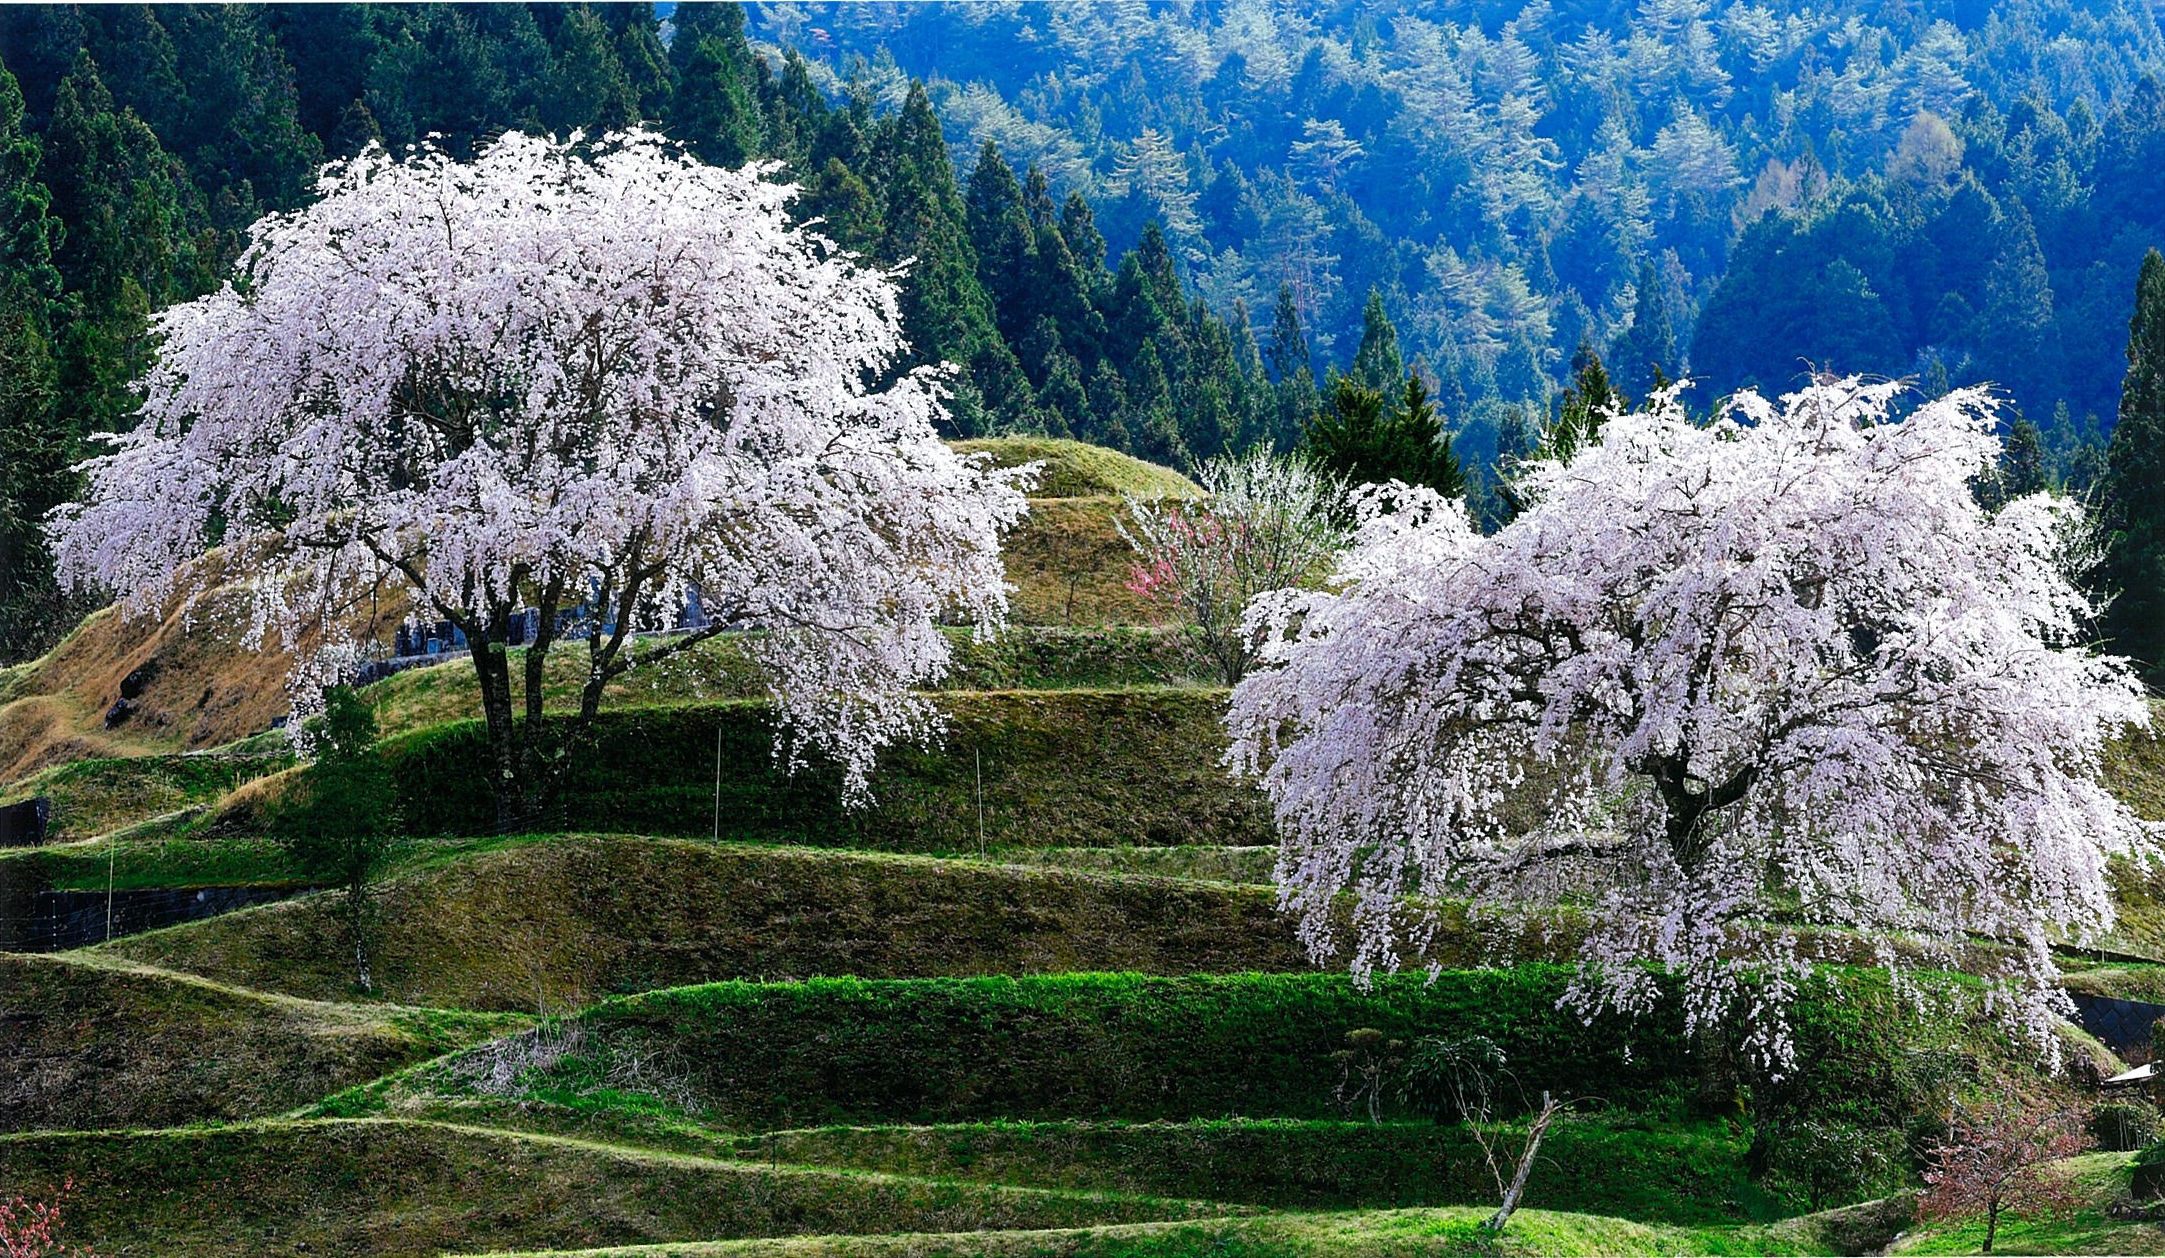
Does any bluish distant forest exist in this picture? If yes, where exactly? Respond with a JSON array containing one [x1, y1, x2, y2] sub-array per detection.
[[3, 1, 2165, 659]]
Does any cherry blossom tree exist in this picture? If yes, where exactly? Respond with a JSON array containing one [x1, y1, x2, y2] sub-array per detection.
[[1227, 379, 2154, 1069], [51, 130, 1030, 825], [1121, 448, 1346, 684], [1921, 1093, 2090, 1253]]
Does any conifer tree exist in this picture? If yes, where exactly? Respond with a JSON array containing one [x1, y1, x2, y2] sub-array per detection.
[[1350, 287, 1403, 392], [2102, 249, 2165, 672], [1306, 373, 1463, 499], [539, 5, 639, 135], [669, 3, 763, 168], [0, 64, 71, 661], [1268, 283, 1320, 450], [872, 82, 1028, 433], [1614, 259, 1679, 400], [2000, 417, 2051, 500], [41, 53, 205, 438], [964, 141, 1036, 347]]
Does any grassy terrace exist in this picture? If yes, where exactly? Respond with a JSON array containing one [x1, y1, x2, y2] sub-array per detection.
[[5, 439, 2163, 1254]]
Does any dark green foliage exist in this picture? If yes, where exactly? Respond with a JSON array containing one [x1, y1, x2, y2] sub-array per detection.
[[2091, 1101, 2159, 1152], [2102, 250, 2165, 673], [379, 690, 1273, 849], [518, 969, 1692, 1129], [2000, 417, 2053, 500], [269, 686, 400, 992], [1616, 262, 1682, 402], [537, 5, 638, 135], [1347, 288, 1402, 393], [481, 965, 1998, 1148], [1305, 373, 1465, 499], [0, 64, 73, 662], [1544, 343, 1623, 468], [741, 1116, 1795, 1221]]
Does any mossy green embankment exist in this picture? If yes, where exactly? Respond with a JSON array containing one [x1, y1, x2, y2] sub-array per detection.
[[0, 748, 290, 842], [0, 952, 513, 1132], [0, 1118, 1231, 1258], [359, 967, 2016, 1159], [377, 689, 1266, 848], [453, 1195, 1920, 1258], [100, 835, 1316, 1009]]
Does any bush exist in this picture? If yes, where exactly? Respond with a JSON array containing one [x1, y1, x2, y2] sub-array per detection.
[[2094, 1101, 2160, 1152]]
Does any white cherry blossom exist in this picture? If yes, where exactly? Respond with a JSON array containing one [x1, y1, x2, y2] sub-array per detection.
[[1227, 379, 2153, 1068], [52, 129, 1030, 822]]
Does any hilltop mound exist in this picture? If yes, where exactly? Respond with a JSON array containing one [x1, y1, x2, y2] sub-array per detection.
[[951, 437, 1199, 500]]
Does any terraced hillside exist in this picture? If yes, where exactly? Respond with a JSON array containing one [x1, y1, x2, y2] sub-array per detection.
[[3, 439, 2161, 1256]]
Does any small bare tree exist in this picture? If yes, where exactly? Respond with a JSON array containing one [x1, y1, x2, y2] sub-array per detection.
[[1403, 1034, 1568, 1233], [1921, 1093, 2090, 1253]]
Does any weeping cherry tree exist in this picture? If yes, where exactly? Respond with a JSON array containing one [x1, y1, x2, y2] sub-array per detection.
[[52, 130, 1030, 826], [1227, 379, 2154, 1068]]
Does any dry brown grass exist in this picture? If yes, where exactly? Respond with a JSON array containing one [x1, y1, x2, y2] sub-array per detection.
[[102, 835, 1319, 1011], [0, 952, 512, 1133]]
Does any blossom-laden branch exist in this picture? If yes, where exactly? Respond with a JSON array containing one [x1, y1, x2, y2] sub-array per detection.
[[50, 129, 1031, 821], [1227, 378, 2155, 1070], [1121, 448, 1346, 685]]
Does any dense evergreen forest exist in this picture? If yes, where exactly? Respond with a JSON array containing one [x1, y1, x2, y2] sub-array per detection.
[[4, 1, 2165, 664]]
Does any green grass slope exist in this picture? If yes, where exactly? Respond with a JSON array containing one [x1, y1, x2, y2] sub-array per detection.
[[101, 836, 1314, 1010], [0, 953, 512, 1132], [365, 968, 2012, 1150], [0, 1118, 1234, 1258], [703, 1117, 1790, 1223], [455, 1195, 1919, 1258], [377, 691, 1270, 848], [949, 438, 1200, 501], [0, 750, 291, 842]]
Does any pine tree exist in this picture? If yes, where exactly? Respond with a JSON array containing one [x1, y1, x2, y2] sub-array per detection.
[[1548, 343, 1623, 465], [1350, 287, 1403, 392], [1268, 283, 1321, 451], [1306, 373, 1463, 499], [964, 141, 1037, 348], [42, 52, 206, 439], [669, 3, 763, 168], [1614, 259, 1678, 400], [0, 63, 73, 662], [2101, 249, 2165, 672], [539, 5, 639, 136], [2000, 417, 2051, 499], [871, 82, 1028, 433], [1267, 283, 1312, 383]]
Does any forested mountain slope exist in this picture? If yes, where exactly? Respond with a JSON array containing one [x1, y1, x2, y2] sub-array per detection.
[[5, 1, 2165, 666], [771, 1, 2165, 458]]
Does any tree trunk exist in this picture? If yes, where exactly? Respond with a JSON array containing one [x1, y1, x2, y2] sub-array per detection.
[[1984, 1200, 1999, 1254], [1483, 1091, 1562, 1233], [345, 877, 372, 994], [468, 623, 524, 832]]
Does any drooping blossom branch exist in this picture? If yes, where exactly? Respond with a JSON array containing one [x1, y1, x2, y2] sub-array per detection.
[[51, 129, 1030, 823], [1228, 378, 2154, 1069]]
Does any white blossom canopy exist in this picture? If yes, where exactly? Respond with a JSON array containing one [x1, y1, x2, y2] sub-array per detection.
[[51, 129, 1030, 787], [1227, 380, 2154, 1067]]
